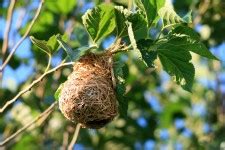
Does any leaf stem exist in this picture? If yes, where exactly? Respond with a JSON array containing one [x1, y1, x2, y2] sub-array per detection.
[[44, 53, 52, 72]]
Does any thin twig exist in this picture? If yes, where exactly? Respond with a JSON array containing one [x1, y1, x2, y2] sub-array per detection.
[[68, 123, 82, 150], [1, 0, 16, 59], [0, 0, 16, 86], [0, 62, 74, 113], [0, 0, 44, 72], [0, 101, 58, 146]]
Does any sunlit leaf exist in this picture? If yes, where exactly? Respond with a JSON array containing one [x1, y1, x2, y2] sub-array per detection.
[[135, 0, 165, 26], [54, 83, 64, 101], [170, 26, 219, 60], [155, 34, 195, 91], [46, 35, 61, 53], [151, 26, 217, 91], [30, 35, 65, 54], [158, 47, 195, 92], [56, 35, 98, 61], [114, 6, 130, 37], [127, 11, 148, 40], [114, 6, 148, 40], [82, 4, 116, 43], [158, 5, 192, 27], [30, 36, 51, 54]]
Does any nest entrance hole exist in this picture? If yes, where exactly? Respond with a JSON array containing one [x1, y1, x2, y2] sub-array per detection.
[[85, 118, 112, 129]]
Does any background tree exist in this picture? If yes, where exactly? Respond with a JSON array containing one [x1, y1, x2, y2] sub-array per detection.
[[0, 0, 224, 149]]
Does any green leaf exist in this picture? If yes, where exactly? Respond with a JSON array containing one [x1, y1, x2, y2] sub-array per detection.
[[135, 0, 165, 26], [158, 50, 195, 92], [56, 35, 97, 61], [155, 38, 195, 91], [46, 0, 77, 15], [126, 12, 148, 60], [113, 62, 128, 117], [114, 6, 130, 37], [137, 39, 157, 67], [138, 29, 195, 91], [82, 4, 116, 43], [152, 26, 218, 91], [46, 34, 69, 53], [127, 11, 148, 40], [30, 36, 51, 54], [30, 35, 65, 54], [114, 6, 148, 39], [54, 83, 64, 101], [170, 26, 219, 60], [47, 35, 59, 52], [158, 5, 192, 27]]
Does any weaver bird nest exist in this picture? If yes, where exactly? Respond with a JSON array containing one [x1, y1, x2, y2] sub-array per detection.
[[59, 53, 118, 129]]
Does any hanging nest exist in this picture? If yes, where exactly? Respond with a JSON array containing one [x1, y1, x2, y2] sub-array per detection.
[[58, 53, 118, 129]]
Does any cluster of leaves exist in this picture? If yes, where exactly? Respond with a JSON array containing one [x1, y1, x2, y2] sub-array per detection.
[[31, 0, 218, 117]]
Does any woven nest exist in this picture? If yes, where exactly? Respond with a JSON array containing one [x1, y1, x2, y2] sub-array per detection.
[[59, 53, 118, 129]]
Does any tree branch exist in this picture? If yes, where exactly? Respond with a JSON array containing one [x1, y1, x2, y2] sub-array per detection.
[[0, 62, 74, 113], [1, 0, 16, 59], [68, 123, 82, 150], [0, 101, 58, 146], [0, 0, 16, 86], [0, 0, 44, 72]]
